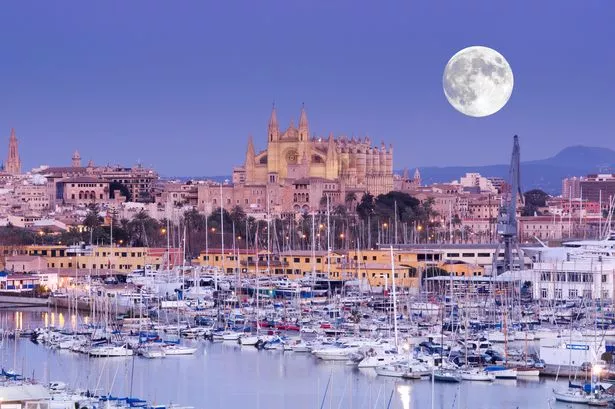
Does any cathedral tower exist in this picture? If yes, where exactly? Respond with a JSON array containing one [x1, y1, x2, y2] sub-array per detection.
[[72, 150, 82, 167], [6, 128, 21, 175]]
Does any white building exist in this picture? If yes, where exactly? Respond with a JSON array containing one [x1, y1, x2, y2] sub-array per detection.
[[458, 173, 498, 193], [500, 257, 615, 301]]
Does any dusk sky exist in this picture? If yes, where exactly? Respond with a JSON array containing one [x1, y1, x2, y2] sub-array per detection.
[[1, 1, 613, 176]]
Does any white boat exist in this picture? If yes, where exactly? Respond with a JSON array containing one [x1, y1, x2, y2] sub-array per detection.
[[375, 363, 406, 377], [162, 344, 197, 355], [222, 332, 243, 341], [357, 350, 401, 368], [553, 388, 592, 404], [515, 367, 540, 377], [239, 335, 261, 346], [312, 345, 358, 361], [141, 346, 166, 358], [89, 344, 133, 357], [459, 368, 495, 381], [485, 366, 517, 379]]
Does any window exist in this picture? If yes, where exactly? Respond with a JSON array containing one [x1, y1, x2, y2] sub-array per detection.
[[316, 258, 321, 263], [305, 258, 309, 263], [602, 274, 607, 283], [293, 258, 300, 263], [602, 290, 609, 299], [477, 253, 491, 257], [541, 288, 548, 298], [462, 253, 474, 257], [569, 289, 578, 298], [554, 288, 562, 299], [583, 290, 592, 299], [372, 256, 377, 261]]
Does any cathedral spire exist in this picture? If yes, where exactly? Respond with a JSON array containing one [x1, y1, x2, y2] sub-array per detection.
[[6, 128, 21, 175], [268, 105, 279, 142], [298, 104, 309, 142], [247, 134, 255, 153]]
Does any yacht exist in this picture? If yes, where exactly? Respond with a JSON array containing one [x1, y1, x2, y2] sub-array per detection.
[[89, 344, 133, 357]]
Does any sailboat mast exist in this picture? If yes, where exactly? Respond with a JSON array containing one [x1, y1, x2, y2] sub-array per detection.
[[220, 184, 225, 275], [390, 245, 399, 350]]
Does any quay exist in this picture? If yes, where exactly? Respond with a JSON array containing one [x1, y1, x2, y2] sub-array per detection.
[[0, 294, 48, 309]]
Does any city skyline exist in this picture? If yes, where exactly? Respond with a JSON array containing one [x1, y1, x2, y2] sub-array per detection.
[[0, 1, 613, 176]]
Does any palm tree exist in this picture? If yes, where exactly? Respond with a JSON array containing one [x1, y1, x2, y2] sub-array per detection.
[[345, 191, 357, 212]]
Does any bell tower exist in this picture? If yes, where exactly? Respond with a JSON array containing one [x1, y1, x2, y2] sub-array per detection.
[[6, 128, 21, 175]]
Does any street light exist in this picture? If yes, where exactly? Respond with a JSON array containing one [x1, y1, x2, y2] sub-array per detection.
[[161, 228, 167, 235]]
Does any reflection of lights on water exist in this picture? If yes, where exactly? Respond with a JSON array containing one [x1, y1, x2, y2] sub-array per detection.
[[397, 384, 411, 409], [71, 314, 77, 329], [84, 316, 90, 325], [14, 311, 23, 330], [43, 312, 49, 327], [58, 313, 65, 328], [51, 313, 56, 327]]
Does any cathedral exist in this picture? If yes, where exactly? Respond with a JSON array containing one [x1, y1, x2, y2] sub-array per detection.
[[234, 106, 393, 194], [210, 106, 394, 214]]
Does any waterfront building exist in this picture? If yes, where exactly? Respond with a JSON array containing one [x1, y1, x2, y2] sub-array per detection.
[[498, 257, 615, 301], [0, 271, 39, 291]]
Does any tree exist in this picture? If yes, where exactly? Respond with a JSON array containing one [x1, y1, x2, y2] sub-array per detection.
[[356, 193, 375, 221], [345, 192, 357, 212], [522, 189, 550, 216], [109, 182, 131, 201]]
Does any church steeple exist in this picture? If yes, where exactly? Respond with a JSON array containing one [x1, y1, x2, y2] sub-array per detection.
[[6, 128, 21, 175], [299, 104, 309, 141], [413, 168, 422, 186], [245, 135, 256, 183], [72, 150, 82, 167], [268, 105, 279, 142]]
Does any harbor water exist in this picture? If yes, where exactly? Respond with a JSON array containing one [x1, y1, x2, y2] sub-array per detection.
[[0, 309, 581, 409]]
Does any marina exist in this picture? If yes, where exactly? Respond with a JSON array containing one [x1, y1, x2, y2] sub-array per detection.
[[0, 310, 587, 409]]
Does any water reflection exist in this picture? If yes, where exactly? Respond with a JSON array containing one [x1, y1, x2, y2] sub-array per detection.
[[397, 384, 411, 409]]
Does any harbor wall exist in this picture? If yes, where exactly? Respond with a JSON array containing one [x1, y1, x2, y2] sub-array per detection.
[[0, 295, 49, 308]]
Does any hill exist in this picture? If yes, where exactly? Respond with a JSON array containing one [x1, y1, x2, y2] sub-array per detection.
[[411, 146, 615, 195]]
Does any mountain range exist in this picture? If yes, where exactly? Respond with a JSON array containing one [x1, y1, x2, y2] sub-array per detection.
[[411, 146, 615, 195]]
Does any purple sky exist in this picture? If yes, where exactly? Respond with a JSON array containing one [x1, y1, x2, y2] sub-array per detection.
[[1, 1, 613, 175]]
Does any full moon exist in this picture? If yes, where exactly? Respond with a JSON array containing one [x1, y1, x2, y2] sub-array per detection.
[[443, 46, 514, 117]]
